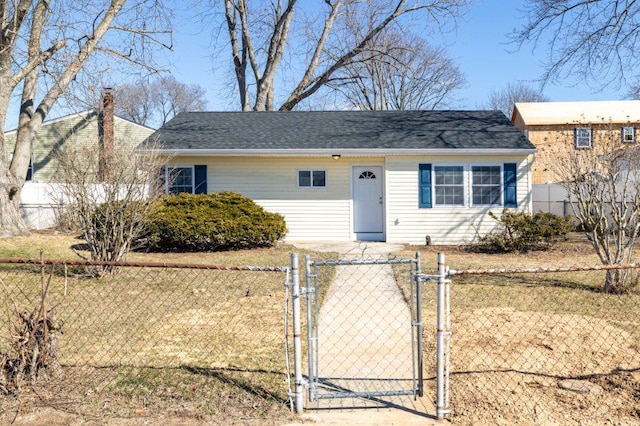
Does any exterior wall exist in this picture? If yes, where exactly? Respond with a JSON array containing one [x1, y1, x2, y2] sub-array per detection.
[[5, 112, 153, 183], [521, 123, 640, 184], [166, 156, 377, 241], [385, 155, 533, 245], [169, 154, 533, 245]]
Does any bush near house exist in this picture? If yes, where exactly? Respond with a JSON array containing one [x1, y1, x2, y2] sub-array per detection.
[[474, 210, 574, 253], [145, 192, 287, 252]]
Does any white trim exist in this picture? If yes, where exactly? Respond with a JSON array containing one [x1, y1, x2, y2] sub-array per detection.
[[432, 164, 466, 208], [350, 163, 385, 242], [622, 126, 635, 143], [470, 164, 503, 207], [148, 148, 537, 157], [297, 169, 327, 188], [165, 165, 195, 194], [574, 127, 592, 149]]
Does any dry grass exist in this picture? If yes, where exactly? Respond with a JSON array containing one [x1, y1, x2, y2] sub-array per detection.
[[395, 234, 640, 424], [2, 232, 639, 424], [0, 232, 333, 424]]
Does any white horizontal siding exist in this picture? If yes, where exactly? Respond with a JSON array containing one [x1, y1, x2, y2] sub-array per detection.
[[171, 156, 358, 241], [385, 155, 533, 245], [169, 154, 532, 245]]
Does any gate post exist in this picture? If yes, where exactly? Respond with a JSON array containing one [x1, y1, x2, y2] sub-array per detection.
[[291, 253, 304, 414], [415, 252, 424, 397], [436, 252, 451, 420]]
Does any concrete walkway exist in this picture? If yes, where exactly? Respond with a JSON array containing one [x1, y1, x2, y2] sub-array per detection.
[[287, 242, 437, 425]]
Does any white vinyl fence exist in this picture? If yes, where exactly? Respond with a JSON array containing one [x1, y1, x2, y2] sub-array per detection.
[[532, 183, 570, 216], [20, 182, 64, 230]]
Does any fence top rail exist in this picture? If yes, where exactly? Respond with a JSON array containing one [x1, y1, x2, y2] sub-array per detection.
[[311, 257, 416, 267], [447, 262, 640, 276], [0, 257, 289, 272]]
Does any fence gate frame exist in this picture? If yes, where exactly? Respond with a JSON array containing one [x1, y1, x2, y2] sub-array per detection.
[[295, 252, 423, 404]]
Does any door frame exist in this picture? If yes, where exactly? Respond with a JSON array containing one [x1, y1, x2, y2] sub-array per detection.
[[351, 164, 385, 241]]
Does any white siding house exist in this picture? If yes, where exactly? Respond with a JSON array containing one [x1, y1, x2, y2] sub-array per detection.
[[143, 110, 536, 245]]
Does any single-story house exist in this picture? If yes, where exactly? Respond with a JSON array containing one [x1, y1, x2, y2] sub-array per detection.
[[142, 110, 536, 245]]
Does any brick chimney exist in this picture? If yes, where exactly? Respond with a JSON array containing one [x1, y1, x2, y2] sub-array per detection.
[[98, 87, 115, 182]]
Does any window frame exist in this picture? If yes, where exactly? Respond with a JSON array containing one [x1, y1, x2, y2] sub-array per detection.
[[432, 164, 466, 207], [622, 126, 635, 143], [297, 169, 327, 188], [575, 127, 593, 149], [471, 164, 503, 207], [165, 165, 195, 194]]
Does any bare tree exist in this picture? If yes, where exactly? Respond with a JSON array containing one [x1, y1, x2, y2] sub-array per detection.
[[69, 75, 208, 127], [215, 0, 469, 111], [625, 84, 640, 100], [550, 122, 640, 294], [481, 82, 549, 118], [330, 32, 465, 110], [55, 140, 167, 276], [511, 0, 640, 89], [0, 1, 171, 237]]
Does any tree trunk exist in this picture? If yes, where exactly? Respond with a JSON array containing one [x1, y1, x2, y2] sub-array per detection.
[[0, 182, 29, 237], [0, 97, 29, 237], [604, 269, 631, 294]]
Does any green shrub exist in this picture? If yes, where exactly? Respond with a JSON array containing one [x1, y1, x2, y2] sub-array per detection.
[[475, 210, 574, 253], [145, 192, 288, 252]]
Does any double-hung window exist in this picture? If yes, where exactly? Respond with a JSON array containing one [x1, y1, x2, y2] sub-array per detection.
[[471, 165, 502, 206], [298, 170, 326, 188], [419, 163, 517, 208], [622, 126, 635, 143], [164, 165, 207, 194], [434, 166, 464, 206], [166, 166, 194, 194], [575, 127, 592, 149]]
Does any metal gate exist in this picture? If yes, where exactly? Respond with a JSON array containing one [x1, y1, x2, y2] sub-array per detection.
[[303, 250, 423, 401]]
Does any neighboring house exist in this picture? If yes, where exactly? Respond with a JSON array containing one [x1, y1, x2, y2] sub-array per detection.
[[4, 94, 154, 229], [143, 110, 536, 245], [512, 100, 640, 184], [4, 110, 154, 184]]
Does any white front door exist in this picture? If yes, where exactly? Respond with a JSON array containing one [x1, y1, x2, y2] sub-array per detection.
[[353, 166, 384, 241]]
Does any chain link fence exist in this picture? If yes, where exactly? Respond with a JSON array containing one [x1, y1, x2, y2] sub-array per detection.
[[0, 257, 294, 422], [443, 261, 640, 425]]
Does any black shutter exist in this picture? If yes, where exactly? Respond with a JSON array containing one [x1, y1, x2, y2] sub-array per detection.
[[419, 164, 432, 208], [503, 163, 517, 208], [194, 165, 207, 194]]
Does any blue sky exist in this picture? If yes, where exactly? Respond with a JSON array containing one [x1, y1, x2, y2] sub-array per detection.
[[6, 0, 626, 130], [448, 0, 626, 107], [167, 0, 627, 112]]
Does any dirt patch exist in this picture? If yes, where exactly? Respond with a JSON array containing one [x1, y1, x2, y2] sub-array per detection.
[[449, 307, 640, 425]]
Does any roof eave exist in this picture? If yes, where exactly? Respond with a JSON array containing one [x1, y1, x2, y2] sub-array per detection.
[[144, 148, 537, 156]]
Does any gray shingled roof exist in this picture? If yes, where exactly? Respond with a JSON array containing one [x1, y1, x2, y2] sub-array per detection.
[[143, 110, 535, 151]]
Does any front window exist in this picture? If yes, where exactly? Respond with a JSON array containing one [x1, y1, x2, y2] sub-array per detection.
[[166, 166, 194, 194], [434, 165, 464, 206], [298, 170, 326, 187], [575, 127, 592, 149], [622, 126, 635, 143], [472, 165, 502, 206]]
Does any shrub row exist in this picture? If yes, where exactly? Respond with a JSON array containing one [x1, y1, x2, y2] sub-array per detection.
[[143, 192, 287, 252], [475, 210, 574, 253]]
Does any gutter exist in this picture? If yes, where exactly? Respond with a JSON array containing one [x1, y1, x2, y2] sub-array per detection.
[[143, 148, 537, 157]]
